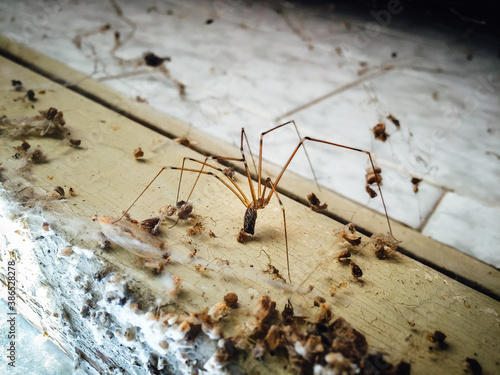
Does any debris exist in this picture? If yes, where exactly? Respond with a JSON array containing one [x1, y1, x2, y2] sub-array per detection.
[[372, 122, 388, 141], [365, 167, 382, 185], [133, 147, 144, 159], [54, 186, 65, 197], [463, 358, 482, 375], [224, 293, 238, 308], [143, 258, 170, 273], [428, 330, 447, 345], [236, 228, 248, 243], [143, 52, 171, 67], [370, 233, 399, 259], [365, 184, 377, 198], [27, 89, 36, 102], [175, 137, 197, 148], [335, 223, 361, 246], [11, 80, 23, 90], [337, 248, 351, 262], [222, 167, 235, 180], [350, 262, 363, 278], [387, 114, 400, 128], [139, 217, 162, 235], [69, 139, 81, 147], [187, 222, 204, 236], [0, 107, 68, 140], [411, 177, 423, 194], [365, 167, 383, 199], [307, 192, 328, 212]]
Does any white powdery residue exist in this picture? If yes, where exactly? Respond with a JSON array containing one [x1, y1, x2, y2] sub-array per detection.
[[87, 320, 107, 346], [72, 246, 95, 258], [294, 341, 307, 358], [203, 353, 227, 375], [483, 307, 499, 317]]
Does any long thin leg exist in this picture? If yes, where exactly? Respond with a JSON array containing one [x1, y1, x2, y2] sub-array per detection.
[[114, 164, 250, 223], [259, 121, 318, 199], [261, 177, 291, 283], [239, 128, 258, 205], [269, 136, 393, 237], [241, 128, 258, 178], [177, 156, 250, 206]]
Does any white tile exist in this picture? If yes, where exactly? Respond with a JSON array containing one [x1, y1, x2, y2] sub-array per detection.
[[422, 193, 500, 268]]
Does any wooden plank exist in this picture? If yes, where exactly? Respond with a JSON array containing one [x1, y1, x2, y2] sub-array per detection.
[[1, 34, 498, 300], [1, 56, 499, 374]]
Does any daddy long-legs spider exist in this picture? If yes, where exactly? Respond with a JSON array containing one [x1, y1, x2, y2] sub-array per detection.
[[116, 121, 393, 283]]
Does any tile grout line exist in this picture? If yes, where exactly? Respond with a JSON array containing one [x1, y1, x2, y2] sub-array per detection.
[[416, 188, 448, 232], [275, 68, 392, 121]]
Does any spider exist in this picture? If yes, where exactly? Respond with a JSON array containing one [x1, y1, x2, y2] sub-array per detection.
[[116, 121, 392, 283]]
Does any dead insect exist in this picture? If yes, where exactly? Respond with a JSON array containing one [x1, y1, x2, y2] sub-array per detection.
[[428, 330, 446, 345], [133, 147, 144, 159], [463, 358, 482, 375], [143, 52, 171, 67], [365, 184, 377, 198], [69, 139, 82, 147], [386, 114, 400, 128], [370, 233, 399, 259], [365, 166, 383, 199], [26, 90, 36, 102], [372, 122, 388, 141], [350, 262, 363, 278], [140, 217, 162, 235], [336, 248, 351, 262], [307, 192, 328, 212], [54, 186, 65, 197], [11, 80, 23, 90], [335, 223, 361, 246], [365, 167, 382, 185], [411, 177, 422, 194]]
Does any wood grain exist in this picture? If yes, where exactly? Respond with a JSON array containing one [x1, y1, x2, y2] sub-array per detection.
[[0, 54, 499, 374], [1, 34, 498, 301]]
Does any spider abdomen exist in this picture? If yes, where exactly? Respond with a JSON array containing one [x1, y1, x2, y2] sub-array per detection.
[[243, 206, 257, 235]]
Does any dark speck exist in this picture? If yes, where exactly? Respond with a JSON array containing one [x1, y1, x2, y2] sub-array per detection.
[[27, 89, 36, 101], [144, 52, 171, 67], [206, 19, 213, 24]]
